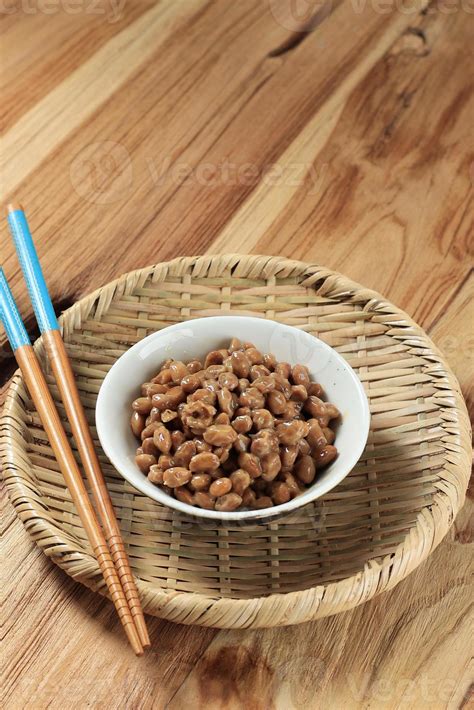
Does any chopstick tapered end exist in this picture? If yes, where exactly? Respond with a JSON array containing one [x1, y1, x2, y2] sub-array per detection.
[[7, 202, 24, 214], [136, 617, 151, 648]]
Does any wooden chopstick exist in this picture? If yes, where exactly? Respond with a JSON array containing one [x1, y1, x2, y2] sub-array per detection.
[[42, 329, 150, 648], [0, 268, 143, 655], [7, 203, 150, 650]]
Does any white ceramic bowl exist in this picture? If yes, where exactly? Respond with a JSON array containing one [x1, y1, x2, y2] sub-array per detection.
[[96, 317, 370, 522]]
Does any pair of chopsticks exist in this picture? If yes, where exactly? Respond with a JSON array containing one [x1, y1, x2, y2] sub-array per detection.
[[1, 204, 150, 655]]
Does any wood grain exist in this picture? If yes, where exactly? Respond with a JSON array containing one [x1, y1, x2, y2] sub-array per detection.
[[0, 1, 157, 133], [1, 0, 472, 707]]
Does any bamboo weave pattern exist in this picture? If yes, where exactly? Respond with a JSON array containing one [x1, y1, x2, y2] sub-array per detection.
[[1, 256, 470, 628]]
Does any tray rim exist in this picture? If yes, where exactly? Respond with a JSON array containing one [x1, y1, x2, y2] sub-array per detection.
[[1, 254, 471, 629]]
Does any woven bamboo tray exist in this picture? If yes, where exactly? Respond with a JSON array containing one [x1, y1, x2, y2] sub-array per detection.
[[1, 255, 471, 629]]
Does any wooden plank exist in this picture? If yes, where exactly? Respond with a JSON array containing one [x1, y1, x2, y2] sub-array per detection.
[[1, 0, 431, 328], [169, 511, 473, 710], [429, 271, 474, 420], [1, 0, 206, 193], [0, 0, 156, 133], [211, 7, 474, 330], [1, 498, 217, 709]]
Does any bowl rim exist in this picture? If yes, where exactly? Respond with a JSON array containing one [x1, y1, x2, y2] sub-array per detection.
[[96, 315, 371, 521]]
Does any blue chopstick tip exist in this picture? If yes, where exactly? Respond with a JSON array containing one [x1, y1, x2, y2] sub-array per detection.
[[6, 206, 60, 333]]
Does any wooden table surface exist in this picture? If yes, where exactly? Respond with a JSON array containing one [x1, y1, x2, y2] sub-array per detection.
[[1, 1, 473, 708]]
